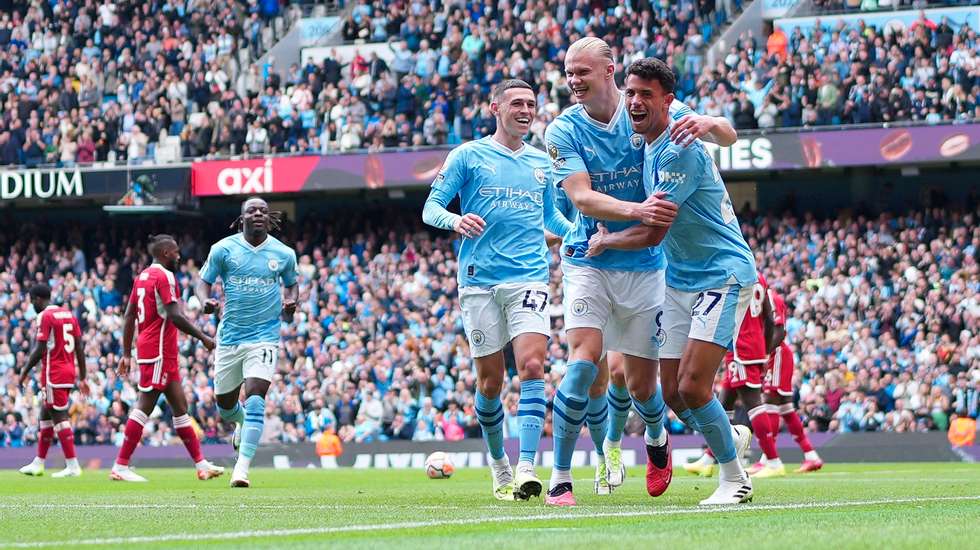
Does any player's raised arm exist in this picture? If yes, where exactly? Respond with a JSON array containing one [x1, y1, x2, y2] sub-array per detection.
[[422, 148, 485, 238], [586, 222, 669, 257], [197, 243, 224, 315], [546, 121, 644, 223], [541, 173, 573, 239], [671, 113, 738, 148], [281, 250, 299, 321]]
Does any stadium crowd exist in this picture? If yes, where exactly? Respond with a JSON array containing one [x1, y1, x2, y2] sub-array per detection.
[[721, 7, 980, 129], [1, 0, 751, 167], [4, 0, 980, 168], [0, 202, 977, 449]]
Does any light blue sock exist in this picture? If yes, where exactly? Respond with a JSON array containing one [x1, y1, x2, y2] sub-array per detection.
[[606, 384, 631, 443], [517, 379, 546, 465], [585, 394, 608, 457], [240, 395, 266, 461], [632, 386, 666, 441], [219, 402, 245, 425], [677, 407, 700, 433], [691, 398, 737, 463], [552, 360, 596, 471], [475, 391, 505, 461]]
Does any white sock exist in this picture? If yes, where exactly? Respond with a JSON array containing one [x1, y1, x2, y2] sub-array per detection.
[[32, 457, 44, 466], [236, 456, 252, 471], [759, 453, 768, 463], [644, 431, 667, 448], [603, 438, 621, 450], [65, 458, 79, 469], [718, 459, 746, 482], [491, 456, 510, 472], [768, 457, 783, 468], [195, 460, 209, 470], [549, 469, 573, 490], [516, 460, 535, 475], [804, 450, 820, 461], [696, 453, 713, 466]]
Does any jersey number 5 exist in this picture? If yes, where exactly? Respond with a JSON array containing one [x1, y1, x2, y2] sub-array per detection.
[[62, 323, 75, 353], [522, 290, 548, 312]]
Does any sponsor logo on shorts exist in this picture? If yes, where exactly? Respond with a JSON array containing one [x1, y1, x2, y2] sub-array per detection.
[[572, 299, 589, 316], [268, 259, 279, 271], [470, 330, 485, 346]]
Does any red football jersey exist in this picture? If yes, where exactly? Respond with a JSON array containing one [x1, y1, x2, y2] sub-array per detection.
[[130, 264, 179, 362], [770, 289, 787, 328], [36, 305, 81, 387], [729, 271, 770, 364]]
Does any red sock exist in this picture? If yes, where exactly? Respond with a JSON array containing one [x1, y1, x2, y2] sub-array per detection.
[[173, 415, 204, 464], [768, 410, 782, 434], [37, 421, 54, 460], [55, 421, 76, 460], [705, 447, 714, 459], [780, 404, 814, 453], [116, 410, 148, 466], [749, 405, 779, 459]]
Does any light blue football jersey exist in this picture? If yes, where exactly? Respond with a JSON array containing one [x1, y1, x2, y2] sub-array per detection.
[[642, 128, 757, 292], [423, 136, 571, 287], [545, 96, 693, 272], [200, 233, 298, 346]]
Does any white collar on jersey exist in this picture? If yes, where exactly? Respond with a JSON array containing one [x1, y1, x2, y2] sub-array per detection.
[[645, 124, 671, 154], [579, 91, 626, 132], [149, 262, 174, 274], [487, 135, 527, 157], [237, 232, 271, 252]]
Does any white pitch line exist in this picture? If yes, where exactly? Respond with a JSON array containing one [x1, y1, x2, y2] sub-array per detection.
[[1, 495, 978, 548]]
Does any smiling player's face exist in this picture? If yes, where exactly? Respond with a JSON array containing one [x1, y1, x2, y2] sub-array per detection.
[[492, 88, 536, 138], [625, 74, 673, 138], [564, 49, 612, 107]]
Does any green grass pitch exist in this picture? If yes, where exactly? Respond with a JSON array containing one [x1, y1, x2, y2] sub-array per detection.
[[0, 463, 977, 549]]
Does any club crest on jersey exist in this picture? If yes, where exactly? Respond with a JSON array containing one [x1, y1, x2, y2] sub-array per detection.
[[268, 259, 279, 271], [572, 299, 589, 316], [470, 330, 485, 346], [533, 168, 546, 184], [630, 134, 644, 149]]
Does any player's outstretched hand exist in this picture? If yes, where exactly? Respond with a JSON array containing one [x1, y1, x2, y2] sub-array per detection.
[[203, 299, 220, 315], [79, 380, 91, 397], [586, 223, 610, 257], [117, 356, 131, 377], [201, 334, 216, 351], [639, 192, 678, 227], [670, 114, 714, 147], [453, 213, 486, 239], [17, 368, 29, 388], [282, 300, 297, 322]]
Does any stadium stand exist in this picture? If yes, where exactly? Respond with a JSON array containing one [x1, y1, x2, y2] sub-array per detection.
[[0, 0, 747, 167], [0, 204, 977, 448]]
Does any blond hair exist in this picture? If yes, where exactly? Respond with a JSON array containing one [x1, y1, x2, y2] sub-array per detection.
[[566, 37, 615, 64]]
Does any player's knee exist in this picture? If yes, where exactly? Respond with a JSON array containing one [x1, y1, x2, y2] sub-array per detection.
[[519, 356, 544, 380], [678, 375, 710, 408], [628, 383, 654, 404], [477, 376, 503, 399]]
